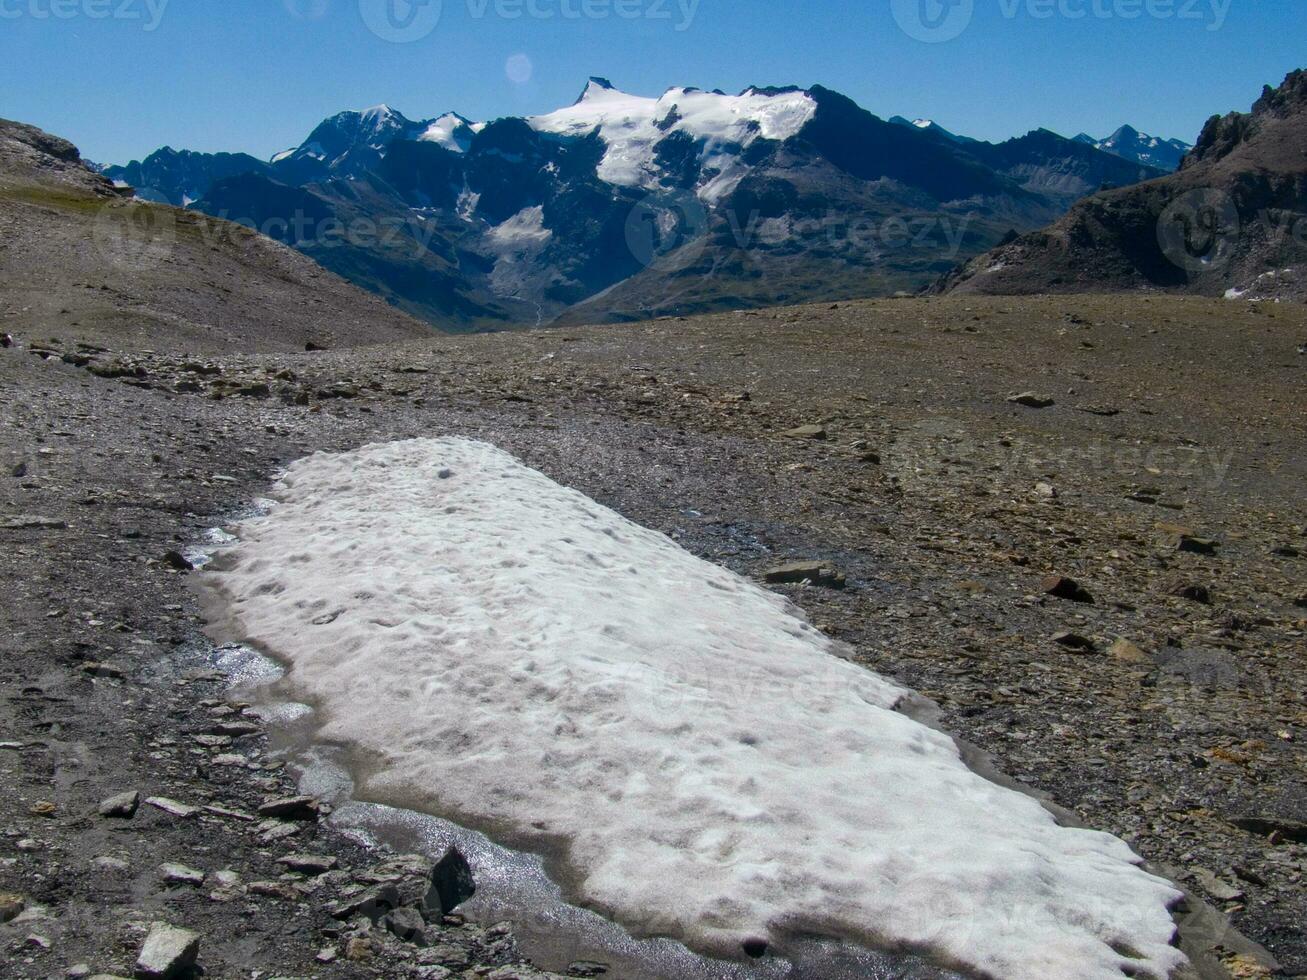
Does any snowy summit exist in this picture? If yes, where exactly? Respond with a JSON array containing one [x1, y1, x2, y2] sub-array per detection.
[[528, 77, 818, 199]]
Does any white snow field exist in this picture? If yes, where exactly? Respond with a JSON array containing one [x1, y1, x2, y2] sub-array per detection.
[[529, 80, 816, 199], [209, 437, 1187, 980]]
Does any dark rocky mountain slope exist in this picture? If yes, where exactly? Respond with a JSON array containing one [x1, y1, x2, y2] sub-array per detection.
[[936, 70, 1307, 303]]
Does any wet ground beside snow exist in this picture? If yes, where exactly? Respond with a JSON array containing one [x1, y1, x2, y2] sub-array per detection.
[[0, 293, 1304, 979]]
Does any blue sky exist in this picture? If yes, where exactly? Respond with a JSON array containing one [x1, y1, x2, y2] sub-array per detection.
[[0, 0, 1301, 165]]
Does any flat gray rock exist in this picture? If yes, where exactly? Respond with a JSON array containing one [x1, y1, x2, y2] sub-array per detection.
[[98, 791, 140, 819], [135, 922, 200, 979]]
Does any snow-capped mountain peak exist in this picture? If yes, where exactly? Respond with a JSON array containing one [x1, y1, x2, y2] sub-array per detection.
[[887, 115, 975, 145], [1079, 124, 1192, 171], [530, 81, 817, 196], [418, 112, 479, 153], [576, 76, 621, 103]]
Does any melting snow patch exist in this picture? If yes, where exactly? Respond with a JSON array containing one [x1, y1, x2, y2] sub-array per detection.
[[488, 206, 551, 247], [207, 437, 1186, 980]]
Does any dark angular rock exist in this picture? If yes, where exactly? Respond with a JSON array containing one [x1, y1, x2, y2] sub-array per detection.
[[256, 795, 319, 821], [1169, 583, 1212, 605], [1006, 391, 1055, 408], [328, 883, 401, 923], [202, 721, 261, 737], [83, 661, 127, 679], [1041, 575, 1094, 604], [1177, 535, 1218, 555], [318, 383, 359, 400], [1052, 631, 1097, 652], [764, 561, 846, 589], [424, 846, 476, 916], [383, 906, 432, 946], [161, 550, 194, 572], [0, 892, 25, 923], [276, 853, 338, 875], [1228, 816, 1307, 843], [567, 962, 610, 978]]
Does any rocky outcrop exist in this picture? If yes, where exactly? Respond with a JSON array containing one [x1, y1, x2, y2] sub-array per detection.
[[935, 70, 1307, 303]]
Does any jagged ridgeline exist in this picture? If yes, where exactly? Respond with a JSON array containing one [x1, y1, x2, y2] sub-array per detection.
[[935, 70, 1307, 303], [104, 79, 1171, 331]]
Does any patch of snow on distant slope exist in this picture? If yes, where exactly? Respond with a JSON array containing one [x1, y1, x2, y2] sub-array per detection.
[[419, 112, 476, 153], [487, 205, 550, 246], [483, 206, 555, 298], [209, 438, 1187, 980], [529, 81, 816, 193]]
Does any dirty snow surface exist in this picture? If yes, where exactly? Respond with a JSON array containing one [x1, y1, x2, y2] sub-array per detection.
[[209, 437, 1186, 980]]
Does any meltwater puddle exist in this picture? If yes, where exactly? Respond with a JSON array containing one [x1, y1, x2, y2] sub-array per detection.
[[195, 437, 1191, 980]]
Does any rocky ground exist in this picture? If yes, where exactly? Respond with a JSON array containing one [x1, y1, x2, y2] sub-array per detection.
[[0, 293, 1304, 979]]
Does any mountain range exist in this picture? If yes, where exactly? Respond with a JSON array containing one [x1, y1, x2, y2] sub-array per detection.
[[936, 69, 1307, 304], [1073, 125, 1192, 172], [105, 79, 1175, 330]]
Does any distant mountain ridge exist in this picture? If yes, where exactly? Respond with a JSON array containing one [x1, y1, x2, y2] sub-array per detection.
[[934, 70, 1307, 303], [1073, 125, 1192, 172], [106, 79, 1167, 330], [888, 116, 977, 145]]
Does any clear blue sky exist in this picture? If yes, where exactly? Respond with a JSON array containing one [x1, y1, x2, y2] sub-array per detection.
[[1, 0, 1302, 165]]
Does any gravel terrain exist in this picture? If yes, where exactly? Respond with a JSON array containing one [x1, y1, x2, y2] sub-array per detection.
[[1, 293, 1304, 979]]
